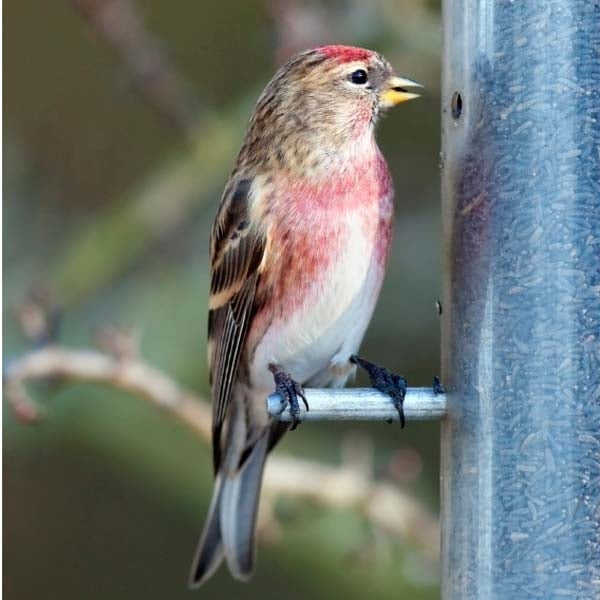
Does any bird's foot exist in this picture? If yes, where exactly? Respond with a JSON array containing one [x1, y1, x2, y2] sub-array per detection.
[[351, 355, 407, 428], [433, 376, 446, 395], [268, 364, 308, 431]]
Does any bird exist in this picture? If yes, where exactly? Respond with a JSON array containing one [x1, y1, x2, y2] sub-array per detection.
[[189, 44, 421, 587]]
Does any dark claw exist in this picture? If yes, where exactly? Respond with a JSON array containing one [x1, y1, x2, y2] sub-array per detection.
[[293, 380, 309, 411], [351, 354, 407, 428], [268, 364, 308, 430], [433, 376, 446, 395]]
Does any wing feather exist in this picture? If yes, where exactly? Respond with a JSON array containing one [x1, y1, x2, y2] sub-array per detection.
[[208, 177, 266, 470]]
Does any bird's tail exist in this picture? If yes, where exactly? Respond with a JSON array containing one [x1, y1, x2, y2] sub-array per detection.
[[188, 474, 225, 587], [189, 416, 270, 587], [220, 429, 269, 580]]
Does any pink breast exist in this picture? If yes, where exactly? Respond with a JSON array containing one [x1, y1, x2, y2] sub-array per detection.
[[246, 151, 393, 352]]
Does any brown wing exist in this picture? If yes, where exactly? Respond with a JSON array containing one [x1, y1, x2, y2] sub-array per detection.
[[208, 177, 266, 470]]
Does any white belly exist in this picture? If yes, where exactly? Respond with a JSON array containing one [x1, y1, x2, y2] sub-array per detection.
[[251, 216, 384, 393]]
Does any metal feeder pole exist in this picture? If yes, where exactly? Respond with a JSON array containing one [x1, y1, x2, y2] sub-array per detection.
[[441, 1, 600, 598]]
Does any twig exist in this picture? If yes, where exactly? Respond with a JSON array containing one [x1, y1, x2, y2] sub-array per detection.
[[4, 346, 210, 437], [4, 344, 439, 560]]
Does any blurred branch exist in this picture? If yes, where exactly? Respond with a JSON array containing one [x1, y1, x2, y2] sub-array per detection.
[[263, 456, 439, 560], [14, 287, 62, 348], [4, 343, 439, 560], [4, 345, 210, 436], [70, 0, 196, 134], [51, 108, 245, 305], [51, 1, 257, 306]]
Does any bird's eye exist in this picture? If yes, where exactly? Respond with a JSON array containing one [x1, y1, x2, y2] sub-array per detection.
[[349, 69, 368, 85]]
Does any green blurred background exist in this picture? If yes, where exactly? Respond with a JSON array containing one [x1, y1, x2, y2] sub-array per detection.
[[4, 1, 442, 598]]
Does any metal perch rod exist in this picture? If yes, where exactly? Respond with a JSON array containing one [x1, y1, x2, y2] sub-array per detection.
[[267, 388, 447, 422]]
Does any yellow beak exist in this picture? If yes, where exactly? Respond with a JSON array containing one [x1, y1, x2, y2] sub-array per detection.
[[379, 75, 423, 108]]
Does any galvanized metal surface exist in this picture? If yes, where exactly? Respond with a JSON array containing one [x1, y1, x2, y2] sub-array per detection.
[[441, 1, 600, 598], [266, 387, 447, 423]]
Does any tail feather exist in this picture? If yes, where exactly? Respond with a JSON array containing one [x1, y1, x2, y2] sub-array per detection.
[[189, 412, 272, 587], [188, 475, 225, 588], [220, 429, 270, 580]]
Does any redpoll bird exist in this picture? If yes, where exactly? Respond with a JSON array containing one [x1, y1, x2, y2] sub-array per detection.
[[189, 45, 421, 587]]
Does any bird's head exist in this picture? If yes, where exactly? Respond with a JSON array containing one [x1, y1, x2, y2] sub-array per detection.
[[239, 45, 422, 173], [310, 45, 421, 114]]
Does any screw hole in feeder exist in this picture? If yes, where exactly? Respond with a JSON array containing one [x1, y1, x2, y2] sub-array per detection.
[[451, 91, 463, 120]]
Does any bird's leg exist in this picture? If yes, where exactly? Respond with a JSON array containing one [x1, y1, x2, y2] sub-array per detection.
[[350, 355, 407, 428], [268, 364, 308, 431], [432, 376, 446, 395]]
